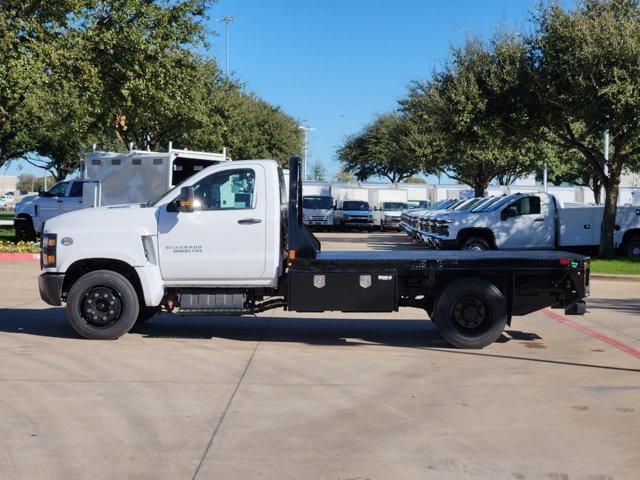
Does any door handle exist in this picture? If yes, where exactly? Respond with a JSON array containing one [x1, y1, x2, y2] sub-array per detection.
[[56, 200, 63, 203], [238, 218, 262, 225], [533, 218, 545, 222]]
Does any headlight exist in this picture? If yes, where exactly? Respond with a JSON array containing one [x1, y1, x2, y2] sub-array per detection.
[[41, 234, 57, 267]]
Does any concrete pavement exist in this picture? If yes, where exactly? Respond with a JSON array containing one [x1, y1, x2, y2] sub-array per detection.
[[0, 233, 638, 479]]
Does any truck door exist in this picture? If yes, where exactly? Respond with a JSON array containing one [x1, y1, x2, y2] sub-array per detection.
[[497, 196, 553, 249], [157, 165, 267, 282], [38, 181, 70, 228], [59, 181, 85, 215]]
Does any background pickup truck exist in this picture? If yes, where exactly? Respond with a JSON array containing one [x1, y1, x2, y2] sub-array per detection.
[[38, 157, 589, 349], [419, 192, 640, 257]]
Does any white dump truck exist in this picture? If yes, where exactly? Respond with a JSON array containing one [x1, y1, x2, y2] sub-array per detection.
[[14, 148, 227, 240], [369, 188, 409, 231]]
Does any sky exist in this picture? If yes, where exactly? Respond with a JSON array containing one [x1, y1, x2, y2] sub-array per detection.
[[1, 0, 559, 181]]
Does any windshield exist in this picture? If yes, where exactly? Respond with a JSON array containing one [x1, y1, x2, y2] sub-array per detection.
[[303, 196, 333, 209], [471, 196, 501, 212], [343, 201, 370, 211], [145, 175, 193, 207], [483, 195, 517, 212], [382, 202, 408, 210]]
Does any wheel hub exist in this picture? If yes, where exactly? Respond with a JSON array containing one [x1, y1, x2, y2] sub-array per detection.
[[453, 296, 487, 329], [81, 287, 122, 327], [631, 244, 640, 257]]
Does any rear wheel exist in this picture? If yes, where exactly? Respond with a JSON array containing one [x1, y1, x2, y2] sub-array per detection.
[[462, 237, 491, 251], [624, 236, 640, 258], [431, 278, 507, 349], [66, 270, 139, 340]]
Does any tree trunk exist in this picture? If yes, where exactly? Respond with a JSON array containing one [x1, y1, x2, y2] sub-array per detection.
[[590, 176, 602, 205], [598, 165, 621, 258], [473, 181, 488, 198]]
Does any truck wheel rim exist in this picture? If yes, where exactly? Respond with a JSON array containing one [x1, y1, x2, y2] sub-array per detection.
[[631, 244, 640, 257], [451, 295, 491, 333], [468, 244, 485, 252], [80, 287, 123, 328]]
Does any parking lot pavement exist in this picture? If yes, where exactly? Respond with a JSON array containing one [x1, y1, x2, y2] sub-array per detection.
[[0, 235, 639, 480]]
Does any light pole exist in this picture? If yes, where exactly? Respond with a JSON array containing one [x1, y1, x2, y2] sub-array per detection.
[[220, 15, 235, 77], [298, 125, 316, 180]]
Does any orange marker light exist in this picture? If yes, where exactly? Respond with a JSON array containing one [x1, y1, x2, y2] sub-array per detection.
[[47, 238, 56, 247], [46, 255, 56, 265], [288, 250, 296, 260]]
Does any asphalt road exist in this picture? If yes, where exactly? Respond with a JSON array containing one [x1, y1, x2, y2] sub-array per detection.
[[0, 232, 638, 480]]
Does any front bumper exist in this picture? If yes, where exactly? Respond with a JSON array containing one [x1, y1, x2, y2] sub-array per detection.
[[39, 273, 64, 306]]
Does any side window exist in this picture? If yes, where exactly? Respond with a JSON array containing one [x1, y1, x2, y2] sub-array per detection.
[[511, 196, 541, 215], [192, 169, 255, 210], [68, 182, 83, 197], [48, 182, 69, 197]]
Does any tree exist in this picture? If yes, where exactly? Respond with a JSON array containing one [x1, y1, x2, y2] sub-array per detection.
[[335, 167, 356, 183], [401, 39, 545, 197], [337, 113, 425, 183], [309, 162, 327, 181], [525, 0, 640, 256], [403, 176, 427, 184]]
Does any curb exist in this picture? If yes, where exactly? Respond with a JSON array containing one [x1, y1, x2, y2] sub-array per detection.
[[590, 273, 640, 283], [0, 253, 39, 262]]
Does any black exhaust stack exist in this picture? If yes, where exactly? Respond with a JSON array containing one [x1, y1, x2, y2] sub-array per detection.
[[288, 156, 320, 259]]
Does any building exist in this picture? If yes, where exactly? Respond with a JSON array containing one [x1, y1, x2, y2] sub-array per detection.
[[0, 175, 17, 194]]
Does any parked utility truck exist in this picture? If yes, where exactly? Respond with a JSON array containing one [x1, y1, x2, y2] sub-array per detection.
[[39, 157, 589, 349], [14, 148, 227, 240], [302, 183, 333, 229], [332, 186, 373, 231], [369, 188, 409, 231]]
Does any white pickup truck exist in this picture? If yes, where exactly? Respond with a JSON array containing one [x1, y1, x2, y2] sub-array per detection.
[[38, 157, 590, 349], [423, 192, 640, 257]]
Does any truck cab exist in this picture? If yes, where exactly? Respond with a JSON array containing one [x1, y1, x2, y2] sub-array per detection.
[[335, 200, 374, 231], [14, 180, 88, 241], [373, 202, 409, 231], [302, 195, 334, 229]]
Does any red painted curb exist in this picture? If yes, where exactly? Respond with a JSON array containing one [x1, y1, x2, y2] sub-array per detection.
[[542, 308, 640, 360], [0, 253, 39, 262]]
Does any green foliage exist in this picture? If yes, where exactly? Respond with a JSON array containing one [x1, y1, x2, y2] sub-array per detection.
[[337, 113, 426, 183], [0, 0, 302, 178], [402, 37, 547, 196], [403, 176, 427, 184], [309, 162, 327, 181], [334, 167, 356, 183]]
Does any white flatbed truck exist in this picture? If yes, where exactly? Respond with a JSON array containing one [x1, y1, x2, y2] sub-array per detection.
[[38, 157, 590, 349]]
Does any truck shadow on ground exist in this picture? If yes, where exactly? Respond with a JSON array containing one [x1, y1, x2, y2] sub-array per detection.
[[1, 307, 532, 349], [1, 308, 637, 372]]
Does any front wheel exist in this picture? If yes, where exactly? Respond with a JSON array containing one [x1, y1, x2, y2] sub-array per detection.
[[15, 217, 37, 242], [66, 270, 139, 340], [462, 237, 491, 251], [431, 278, 507, 349]]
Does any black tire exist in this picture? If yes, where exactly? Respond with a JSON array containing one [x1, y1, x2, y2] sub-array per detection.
[[136, 307, 160, 324], [431, 278, 507, 349], [66, 270, 139, 340], [624, 236, 640, 258], [15, 217, 37, 242], [462, 237, 491, 252]]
